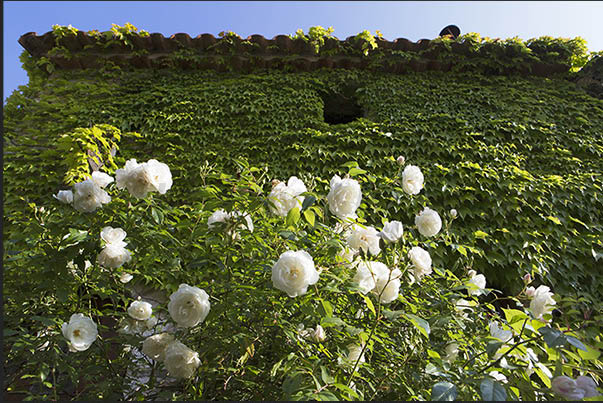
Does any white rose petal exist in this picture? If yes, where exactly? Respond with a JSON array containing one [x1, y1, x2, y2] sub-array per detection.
[[127, 300, 153, 321], [353, 261, 382, 294], [529, 285, 556, 319], [408, 246, 432, 282], [489, 321, 514, 343], [268, 176, 307, 217], [443, 342, 459, 363], [61, 313, 98, 352], [468, 272, 487, 295], [379, 221, 403, 243], [101, 226, 127, 246], [347, 344, 366, 366], [91, 171, 114, 188], [576, 376, 601, 398], [347, 225, 381, 256], [208, 209, 229, 228], [164, 340, 201, 379], [402, 165, 424, 195], [271, 250, 319, 297], [327, 175, 362, 220], [72, 179, 111, 213], [115, 158, 172, 198], [119, 272, 133, 283], [552, 376, 586, 400], [142, 332, 175, 362], [372, 267, 401, 304], [97, 244, 132, 269], [415, 207, 442, 238], [168, 284, 211, 328], [54, 190, 73, 204]]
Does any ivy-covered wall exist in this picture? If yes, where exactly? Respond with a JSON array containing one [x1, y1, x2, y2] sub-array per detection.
[[4, 46, 603, 310]]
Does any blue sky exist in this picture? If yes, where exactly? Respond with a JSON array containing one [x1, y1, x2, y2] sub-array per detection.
[[4, 1, 603, 102]]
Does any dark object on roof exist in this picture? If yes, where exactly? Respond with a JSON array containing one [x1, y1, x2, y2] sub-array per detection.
[[439, 25, 461, 39]]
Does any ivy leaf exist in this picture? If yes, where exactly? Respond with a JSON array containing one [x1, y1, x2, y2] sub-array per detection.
[[151, 207, 164, 225], [348, 167, 367, 177], [538, 326, 567, 348], [403, 313, 430, 338], [361, 294, 376, 317], [480, 378, 507, 401], [546, 215, 562, 225], [431, 381, 457, 401]]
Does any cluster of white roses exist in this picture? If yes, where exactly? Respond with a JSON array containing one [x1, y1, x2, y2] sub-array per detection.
[[54, 171, 113, 213], [97, 226, 132, 269], [54, 159, 173, 213], [526, 285, 557, 320], [137, 284, 210, 378]]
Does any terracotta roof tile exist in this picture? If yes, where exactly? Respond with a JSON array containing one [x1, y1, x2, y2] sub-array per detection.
[[18, 30, 570, 77]]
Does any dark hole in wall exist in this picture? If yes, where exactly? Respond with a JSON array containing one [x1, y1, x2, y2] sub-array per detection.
[[320, 85, 365, 125]]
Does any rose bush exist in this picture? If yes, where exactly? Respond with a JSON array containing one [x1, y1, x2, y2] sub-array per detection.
[[4, 156, 601, 401]]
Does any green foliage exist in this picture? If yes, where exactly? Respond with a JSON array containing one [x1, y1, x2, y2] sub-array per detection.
[[292, 26, 336, 54], [3, 35, 603, 399], [353, 30, 378, 56]]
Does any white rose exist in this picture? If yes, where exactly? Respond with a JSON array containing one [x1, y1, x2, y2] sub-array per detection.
[[230, 210, 254, 233], [118, 317, 155, 335], [164, 340, 201, 379], [443, 342, 459, 363], [142, 332, 175, 362], [529, 285, 556, 319], [91, 171, 114, 188], [119, 272, 133, 283], [97, 244, 132, 269], [168, 284, 211, 327], [115, 159, 172, 198], [455, 298, 474, 318], [208, 209, 229, 228], [353, 261, 385, 294], [373, 266, 401, 304], [271, 250, 319, 297], [127, 300, 153, 321], [347, 225, 381, 256], [450, 208, 458, 218], [552, 376, 585, 400], [327, 175, 362, 219], [489, 321, 514, 343], [576, 376, 601, 398], [379, 221, 403, 243], [526, 286, 536, 298], [61, 313, 98, 352], [347, 344, 366, 365], [302, 325, 326, 343], [415, 207, 442, 237], [396, 156, 405, 165], [268, 176, 307, 217], [467, 272, 487, 295], [402, 165, 424, 195], [100, 226, 127, 246], [72, 179, 111, 213], [489, 371, 508, 384], [54, 190, 73, 204], [337, 246, 357, 266], [408, 246, 432, 281]]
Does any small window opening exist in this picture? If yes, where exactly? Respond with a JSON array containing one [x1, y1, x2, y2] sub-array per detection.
[[320, 86, 365, 125]]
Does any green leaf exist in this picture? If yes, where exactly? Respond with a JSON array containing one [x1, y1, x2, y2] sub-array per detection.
[[431, 381, 457, 401], [320, 366, 334, 384], [578, 344, 601, 361], [286, 207, 301, 228], [319, 299, 333, 317], [546, 215, 561, 225], [403, 313, 430, 338], [151, 207, 164, 224], [303, 209, 315, 226], [362, 294, 376, 317], [341, 161, 359, 168], [502, 308, 528, 325], [301, 195, 316, 211], [480, 378, 507, 401], [538, 327, 567, 348], [566, 335, 588, 351], [348, 167, 367, 177], [474, 230, 489, 239], [320, 316, 346, 328], [486, 341, 504, 358]]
